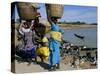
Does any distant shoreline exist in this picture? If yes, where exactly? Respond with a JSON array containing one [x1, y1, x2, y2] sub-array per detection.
[[46, 24, 97, 29], [59, 24, 97, 29], [15, 23, 97, 30]]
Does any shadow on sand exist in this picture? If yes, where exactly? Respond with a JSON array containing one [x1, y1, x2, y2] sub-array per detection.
[[15, 52, 50, 71]]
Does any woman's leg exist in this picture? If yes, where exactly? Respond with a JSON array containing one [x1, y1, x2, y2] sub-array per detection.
[[49, 52, 56, 71]]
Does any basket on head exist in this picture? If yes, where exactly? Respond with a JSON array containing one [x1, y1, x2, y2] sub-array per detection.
[[16, 2, 39, 20], [45, 4, 64, 19]]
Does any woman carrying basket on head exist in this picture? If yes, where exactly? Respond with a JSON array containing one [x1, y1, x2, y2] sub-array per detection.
[[48, 17, 64, 71]]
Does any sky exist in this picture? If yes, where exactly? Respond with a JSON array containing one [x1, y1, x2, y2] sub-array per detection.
[[12, 3, 97, 24]]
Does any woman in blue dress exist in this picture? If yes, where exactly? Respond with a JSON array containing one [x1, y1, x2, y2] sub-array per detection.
[[48, 17, 64, 71]]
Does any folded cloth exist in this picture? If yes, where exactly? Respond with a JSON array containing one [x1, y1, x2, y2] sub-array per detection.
[[50, 31, 62, 42]]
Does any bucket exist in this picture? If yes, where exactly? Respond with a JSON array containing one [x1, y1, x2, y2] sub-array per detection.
[[45, 4, 64, 18]]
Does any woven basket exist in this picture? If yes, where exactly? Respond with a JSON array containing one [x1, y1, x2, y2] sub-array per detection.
[[45, 4, 64, 18], [16, 2, 37, 20]]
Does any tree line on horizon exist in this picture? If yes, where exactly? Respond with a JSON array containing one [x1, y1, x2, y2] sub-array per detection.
[[58, 21, 97, 25]]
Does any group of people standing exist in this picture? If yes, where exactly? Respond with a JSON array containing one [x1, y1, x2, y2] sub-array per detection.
[[16, 12, 64, 71]]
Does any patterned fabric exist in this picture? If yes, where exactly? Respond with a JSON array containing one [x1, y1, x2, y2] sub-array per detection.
[[19, 27, 36, 58]]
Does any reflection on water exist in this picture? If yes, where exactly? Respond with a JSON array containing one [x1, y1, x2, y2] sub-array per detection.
[[63, 28, 97, 48]]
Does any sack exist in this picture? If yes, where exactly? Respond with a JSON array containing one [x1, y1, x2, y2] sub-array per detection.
[[50, 31, 62, 41]]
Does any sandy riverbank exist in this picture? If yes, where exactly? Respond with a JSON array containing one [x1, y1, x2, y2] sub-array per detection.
[[59, 24, 97, 29]]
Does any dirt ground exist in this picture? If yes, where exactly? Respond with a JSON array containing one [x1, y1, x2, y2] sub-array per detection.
[[11, 55, 97, 73]]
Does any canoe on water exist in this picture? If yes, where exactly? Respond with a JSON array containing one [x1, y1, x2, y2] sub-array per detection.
[[74, 33, 85, 39]]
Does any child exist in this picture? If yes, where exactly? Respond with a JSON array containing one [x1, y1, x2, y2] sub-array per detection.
[[18, 20, 37, 63], [37, 37, 49, 62]]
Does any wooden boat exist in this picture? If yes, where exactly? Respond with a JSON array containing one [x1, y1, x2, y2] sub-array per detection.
[[74, 33, 84, 39]]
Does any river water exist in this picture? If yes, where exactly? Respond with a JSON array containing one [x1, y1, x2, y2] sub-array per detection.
[[63, 28, 97, 48]]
